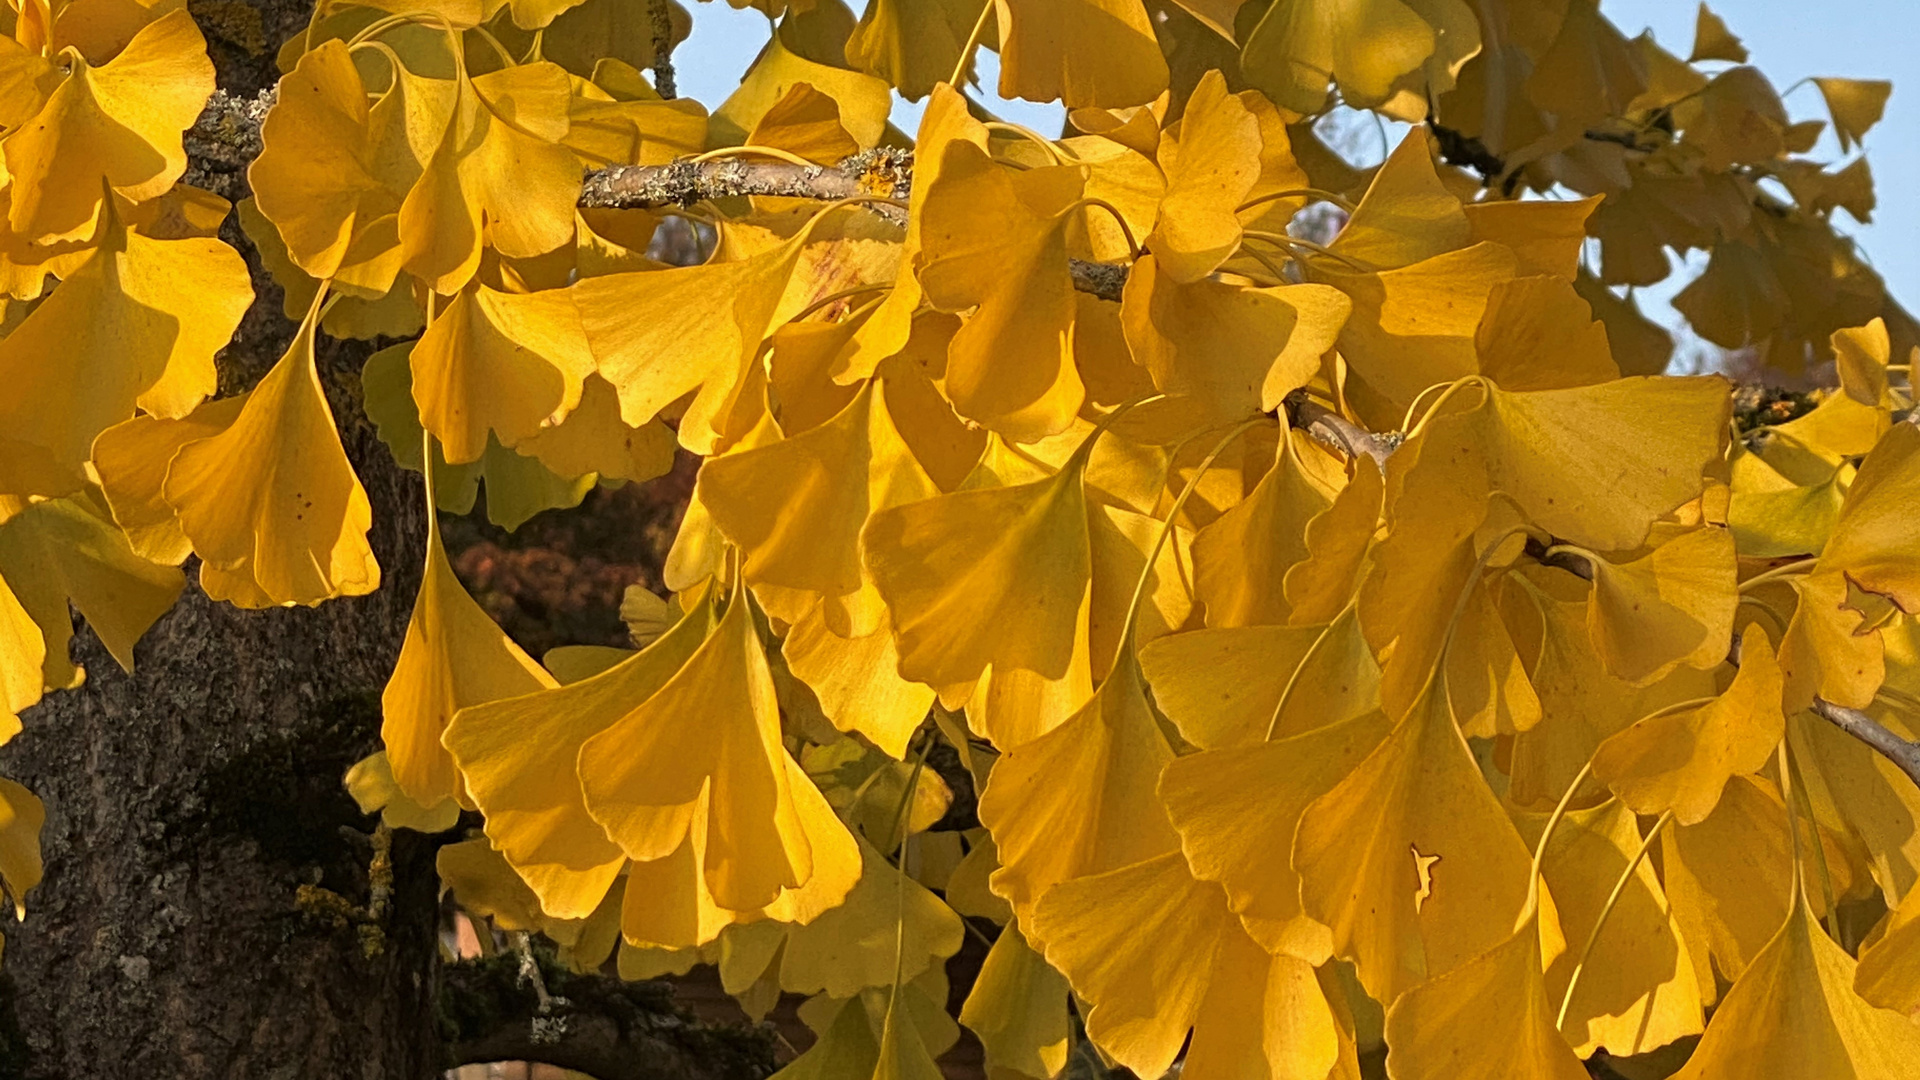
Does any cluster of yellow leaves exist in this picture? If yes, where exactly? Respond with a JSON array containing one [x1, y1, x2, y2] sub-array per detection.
[[5, 0, 1920, 1078]]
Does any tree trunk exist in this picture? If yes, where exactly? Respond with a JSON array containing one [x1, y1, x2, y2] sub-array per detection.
[[0, 6, 445, 1074]]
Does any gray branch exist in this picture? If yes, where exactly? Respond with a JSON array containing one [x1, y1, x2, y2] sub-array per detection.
[[579, 150, 912, 212], [185, 92, 1137, 300], [1811, 698, 1920, 791]]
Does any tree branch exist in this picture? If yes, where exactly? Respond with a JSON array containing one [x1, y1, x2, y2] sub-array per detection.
[[647, 0, 676, 100], [1290, 396, 1398, 470], [1810, 698, 1920, 791], [185, 93, 1143, 300], [439, 954, 776, 1080]]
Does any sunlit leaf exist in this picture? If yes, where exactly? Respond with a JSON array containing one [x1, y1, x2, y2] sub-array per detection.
[[6, 9, 212, 242]]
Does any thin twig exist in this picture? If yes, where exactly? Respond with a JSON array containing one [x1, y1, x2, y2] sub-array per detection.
[[1810, 698, 1920, 791], [648, 0, 676, 99], [1290, 397, 1398, 470]]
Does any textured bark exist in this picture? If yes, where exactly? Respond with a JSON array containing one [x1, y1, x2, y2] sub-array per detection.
[[0, 5, 443, 1075]]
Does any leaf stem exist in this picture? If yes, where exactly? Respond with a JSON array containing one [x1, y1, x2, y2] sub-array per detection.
[[1113, 418, 1265, 674], [1782, 734, 1840, 940], [1065, 197, 1142, 261], [1263, 601, 1356, 741], [1402, 376, 1487, 444], [788, 283, 892, 324], [688, 144, 821, 168], [1555, 809, 1673, 1032], [985, 122, 1080, 166], [1777, 739, 1805, 908], [1235, 187, 1358, 215], [1522, 760, 1595, 930], [1241, 230, 1371, 272], [949, 0, 995, 89], [1738, 557, 1818, 593]]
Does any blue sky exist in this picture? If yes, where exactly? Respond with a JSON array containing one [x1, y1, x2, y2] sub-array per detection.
[[671, 1, 1915, 315]]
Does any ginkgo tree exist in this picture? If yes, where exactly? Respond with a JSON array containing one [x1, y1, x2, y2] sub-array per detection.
[[3, 0, 1919, 1075]]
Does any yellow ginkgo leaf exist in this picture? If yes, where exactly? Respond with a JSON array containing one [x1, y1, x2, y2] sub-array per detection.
[[410, 282, 596, 464], [1525, 0, 1647, 128], [445, 589, 715, 919], [5, 9, 212, 242], [578, 578, 859, 912], [1789, 705, 1920, 910], [1779, 570, 1885, 714], [1671, 891, 1920, 1080], [343, 751, 462, 833], [1329, 129, 1468, 271], [1315, 243, 1517, 428], [1662, 774, 1857, 992], [1674, 66, 1789, 172], [863, 428, 1094, 688], [162, 300, 380, 607], [778, 835, 964, 998], [1593, 628, 1783, 826], [1030, 851, 1345, 1080], [1511, 799, 1705, 1057], [1474, 275, 1620, 392], [700, 374, 936, 629], [1283, 460, 1383, 625], [0, 575, 43, 739], [0, 493, 184, 693], [437, 836, 547, 932], [1688, 2, 1747, 63], [513, 375, 677, 484], [993, 0, 1168, 108], [1122, 257, 1350, 423], [782, 605, 933, 760], [961, 615, 1097, 751], [1813, 77, 1892, 154], [1293, 681, 1534, 1002], [1190, 427, 1345, 627], [0, 213, 252, 496], [871, 994, 948, 1080], [250, 39, 431, 286], [0, 778, 45, 920], [746, 82, 860, 165], [1414, 376, 1731, 554], [1809, 421, 1920, 612], [566, 76, 709, 168], [618, 815, 731, 950], [1137, 624, 1322, 750], [1503, 572, 1722, 808], [844, 0, 973, 101], [977, 658, 1179, 931], [575, 222, 810, 452], [711, 33, 893, 148], [1855, 877, 1920, 1013], [93, 397, 248, 566], [0, 37, 55, 131], [382, 497, 558, 810], [1160, 710, 1392, 959], [916, 140, 1087, 441], [1382, 909, 1589, 1080], [957, 919, 1072, 1080], [399, 61, 581, 293], [1240, 0, 1440, 115], [1581, 525, 1739, 685], [1445, 575, 1542, 739], [1575, 271, 1674, 378], [1463, 195, 1601, 281], [1145, 70, 1261, 283]]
